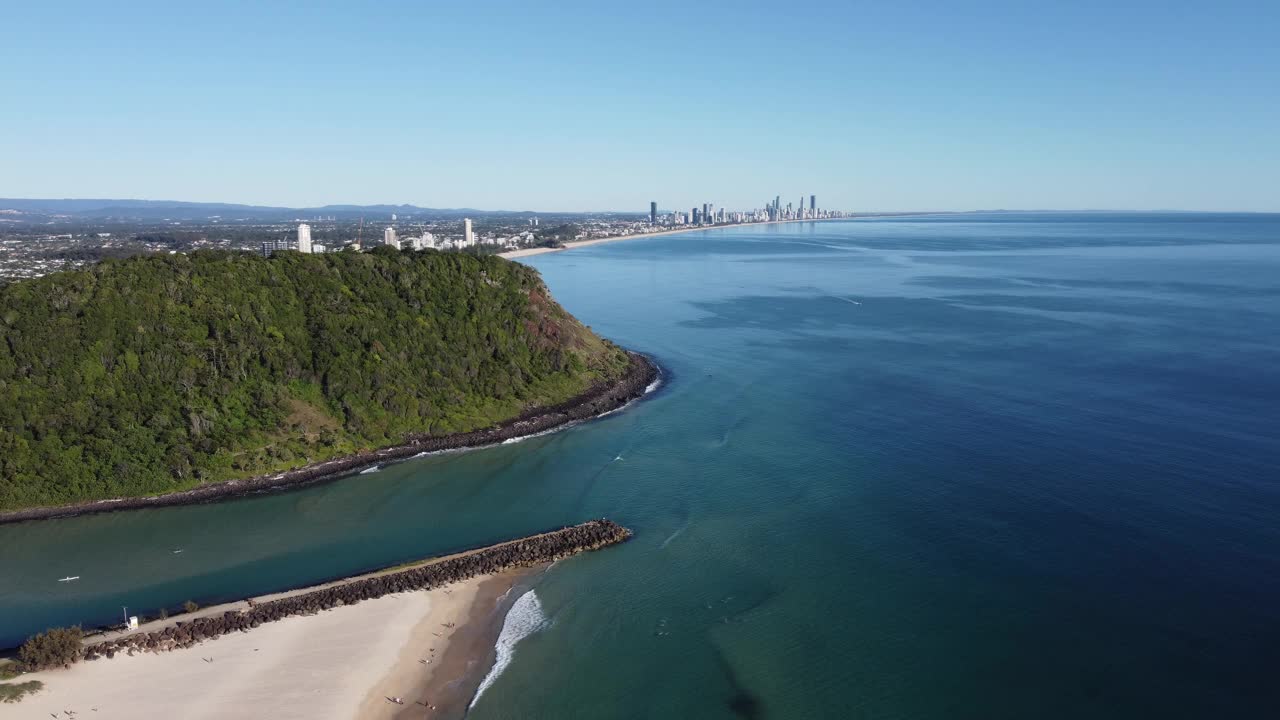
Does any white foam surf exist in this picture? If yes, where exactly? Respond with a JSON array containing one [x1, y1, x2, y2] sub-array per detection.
[[502, 422, 565, 445], [469, 589, 547, 709], [644, 372, 662, 394], [358, 465, 380, 475]]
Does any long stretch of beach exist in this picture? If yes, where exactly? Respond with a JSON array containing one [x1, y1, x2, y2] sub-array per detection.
[[499, 216, 849, 260]]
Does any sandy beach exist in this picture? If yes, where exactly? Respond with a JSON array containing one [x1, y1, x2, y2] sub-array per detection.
[[5, 569, 534, 720], [499, 216, 848, 260], [2, 521, 630, 719]]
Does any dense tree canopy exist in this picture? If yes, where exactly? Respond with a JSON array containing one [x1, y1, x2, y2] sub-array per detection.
[[0, 248, 629, 510]]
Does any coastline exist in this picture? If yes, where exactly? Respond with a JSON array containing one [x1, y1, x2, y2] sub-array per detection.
[[386, 569, 541, 720], [10, 523, 629, 717], [0, 351, 659, 525], [362, 568, 537, 720], [500, 216, 853, 259], [14, 570, 531, 720]]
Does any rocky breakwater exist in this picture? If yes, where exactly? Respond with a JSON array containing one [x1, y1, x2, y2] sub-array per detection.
[[80, 520, 632, 661]]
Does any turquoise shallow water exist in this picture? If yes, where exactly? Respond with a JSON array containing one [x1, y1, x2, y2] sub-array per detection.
[[3, 213, 1280, 718]]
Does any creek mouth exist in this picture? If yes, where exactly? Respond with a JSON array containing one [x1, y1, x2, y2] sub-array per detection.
[[0, 352, 660, 525]]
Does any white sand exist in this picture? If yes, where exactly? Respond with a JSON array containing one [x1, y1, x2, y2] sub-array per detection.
[[6, 579, 484, 720], [499, 232, 672, 259], [499, 217, 845, 260]]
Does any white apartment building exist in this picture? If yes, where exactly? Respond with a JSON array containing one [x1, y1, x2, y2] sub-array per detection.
[[297, 223, 313, 254]]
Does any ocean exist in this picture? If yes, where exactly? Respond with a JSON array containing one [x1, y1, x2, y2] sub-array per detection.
[[2, 213, 1279, 718]]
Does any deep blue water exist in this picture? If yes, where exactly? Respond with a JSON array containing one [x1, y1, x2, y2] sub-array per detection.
[[3, 213, 1279, 718]]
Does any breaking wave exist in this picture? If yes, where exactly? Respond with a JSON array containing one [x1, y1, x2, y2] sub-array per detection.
[[645, 368, 663, 394], [470, 589, 548, 708]]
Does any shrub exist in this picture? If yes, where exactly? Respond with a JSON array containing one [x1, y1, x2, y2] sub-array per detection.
[[0, 680, 44, 703], [17, 627, 83, 670], [182, 600, 199, 614]]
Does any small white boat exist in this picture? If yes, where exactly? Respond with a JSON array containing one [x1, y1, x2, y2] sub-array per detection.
[[58, 576, 80, 582]]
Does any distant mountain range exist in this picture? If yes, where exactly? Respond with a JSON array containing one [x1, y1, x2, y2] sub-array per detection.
[[0, 199, 549, 222], [4, 201, 1246, 224]]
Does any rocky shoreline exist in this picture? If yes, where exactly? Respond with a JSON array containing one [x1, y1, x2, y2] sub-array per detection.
[[76, 519, 631, 662], [0, 352, 659, 525]]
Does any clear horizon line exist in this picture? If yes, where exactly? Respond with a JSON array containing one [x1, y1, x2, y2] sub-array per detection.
[[2, 197, 1279, 215]]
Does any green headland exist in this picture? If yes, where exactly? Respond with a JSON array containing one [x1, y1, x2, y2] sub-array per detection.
[[0, 248, 636, 512]]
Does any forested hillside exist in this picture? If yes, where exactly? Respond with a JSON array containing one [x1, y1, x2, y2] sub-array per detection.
[[0, 248, 630, 510]]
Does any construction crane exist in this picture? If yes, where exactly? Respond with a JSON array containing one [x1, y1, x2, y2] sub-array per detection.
[[357, 215, 364, 248]]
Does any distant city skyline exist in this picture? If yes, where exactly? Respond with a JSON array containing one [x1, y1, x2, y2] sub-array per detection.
[[2, 2, 1277, 212]]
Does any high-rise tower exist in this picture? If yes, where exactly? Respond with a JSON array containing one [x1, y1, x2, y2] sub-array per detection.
[[650, 201, 657, 224], [297, 223, 312, 254]]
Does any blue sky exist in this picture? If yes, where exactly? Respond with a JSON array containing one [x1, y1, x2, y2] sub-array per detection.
[[2, 1, 1277, 212]]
